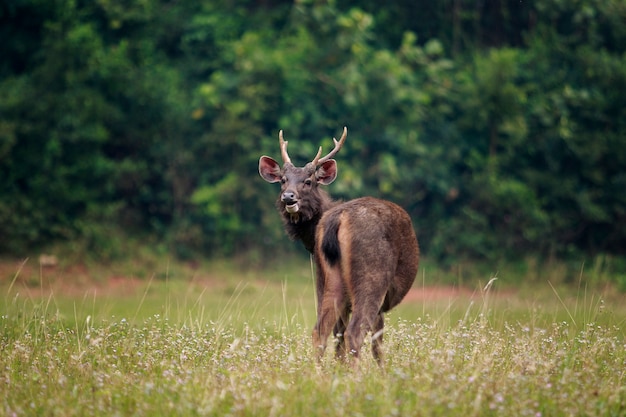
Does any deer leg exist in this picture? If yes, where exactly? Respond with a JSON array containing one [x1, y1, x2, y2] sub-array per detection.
[[312, 267, 346, 361], [312, 299, 347, 360], [344, 303, 381, 360], [332, 307, 350, 361], [371, 312, 385, 364], [312, 313, 333, 360], [343, 273, 391, 363]]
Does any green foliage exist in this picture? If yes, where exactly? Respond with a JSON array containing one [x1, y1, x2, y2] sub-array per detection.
[[1, 0, 625, 279]]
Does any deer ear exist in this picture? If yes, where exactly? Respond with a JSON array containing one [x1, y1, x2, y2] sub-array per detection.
[[259, 156, 282, 183], [316, 159, 337, 185]]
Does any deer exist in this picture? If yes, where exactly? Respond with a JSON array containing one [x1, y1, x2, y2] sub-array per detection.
[[258, 127, 419, 364]]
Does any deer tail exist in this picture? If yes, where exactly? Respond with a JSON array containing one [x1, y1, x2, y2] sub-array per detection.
[[320, 214, 341, 266]]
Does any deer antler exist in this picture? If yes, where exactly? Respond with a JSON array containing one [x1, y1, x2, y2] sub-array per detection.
[[278, 130, 292, 165], [312, 126, 348, 167]]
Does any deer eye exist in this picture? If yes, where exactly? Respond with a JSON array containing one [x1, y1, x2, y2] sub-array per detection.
[[304, 178, 312, 186], [280, 177, 286, 184]]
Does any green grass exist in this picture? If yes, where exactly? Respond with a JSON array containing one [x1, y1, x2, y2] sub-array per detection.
[[1, 260, 626, 416]]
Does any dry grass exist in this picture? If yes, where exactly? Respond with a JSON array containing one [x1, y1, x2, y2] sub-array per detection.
[[1, 260, 625, 416]]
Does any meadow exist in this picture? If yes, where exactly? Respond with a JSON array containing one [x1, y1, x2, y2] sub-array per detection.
[[1, 257, 625, 416]]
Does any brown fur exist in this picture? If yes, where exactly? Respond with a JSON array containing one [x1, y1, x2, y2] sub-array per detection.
[[259, 131, 420, 364], [314, 197, 419, 362]]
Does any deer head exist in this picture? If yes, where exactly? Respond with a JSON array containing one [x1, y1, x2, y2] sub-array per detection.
[[259, 127, 347, 224]]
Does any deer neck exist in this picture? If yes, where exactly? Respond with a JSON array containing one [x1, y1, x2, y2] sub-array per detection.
[[280, 196, 337, 254], [286, 217, 319, 253]]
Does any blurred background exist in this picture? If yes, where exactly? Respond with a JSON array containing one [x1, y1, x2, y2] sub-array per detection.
[[1, 0, 625, 286]]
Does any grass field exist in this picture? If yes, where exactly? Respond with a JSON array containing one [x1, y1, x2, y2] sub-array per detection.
[[1, 257, 626, 416]]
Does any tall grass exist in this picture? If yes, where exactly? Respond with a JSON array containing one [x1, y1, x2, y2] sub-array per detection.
[[1, 267, 625, 416]]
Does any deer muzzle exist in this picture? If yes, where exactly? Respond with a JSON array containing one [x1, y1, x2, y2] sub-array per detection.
[[281, 191, 300, 213]]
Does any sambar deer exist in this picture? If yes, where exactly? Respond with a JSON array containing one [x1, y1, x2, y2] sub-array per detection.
[[259, 127, 419, 363]]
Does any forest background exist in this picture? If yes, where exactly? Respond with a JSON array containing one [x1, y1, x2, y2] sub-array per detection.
[[1, 0, 625, 284]]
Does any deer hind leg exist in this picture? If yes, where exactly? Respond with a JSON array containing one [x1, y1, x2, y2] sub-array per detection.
[[371, 312, 385, 364], [312, 266, 346, 361], [344, 301, 383, 360], [343, 270, 390, 363], [332, 307, 350, 361]]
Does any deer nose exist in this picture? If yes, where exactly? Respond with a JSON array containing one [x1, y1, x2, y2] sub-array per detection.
[[281, 191, 297, 204]]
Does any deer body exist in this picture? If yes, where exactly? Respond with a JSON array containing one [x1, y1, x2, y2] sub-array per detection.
[[259, 127, 419, 362]]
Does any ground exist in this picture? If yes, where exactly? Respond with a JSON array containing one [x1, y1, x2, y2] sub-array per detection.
[[0, 256, 482, 302]]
